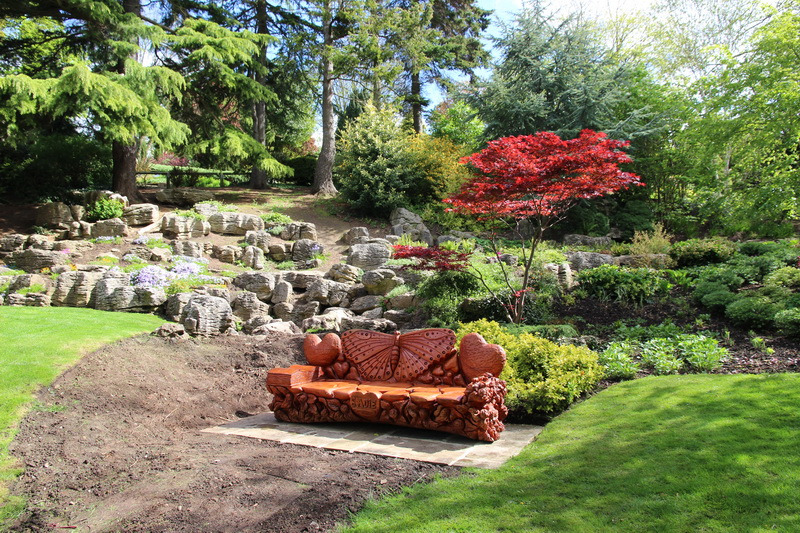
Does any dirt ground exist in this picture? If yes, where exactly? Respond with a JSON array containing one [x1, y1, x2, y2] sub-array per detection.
[[8, 333, 456, 532]]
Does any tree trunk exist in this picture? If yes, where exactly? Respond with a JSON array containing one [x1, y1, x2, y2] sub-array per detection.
[[411, 71, 422, 134], [249, 0, 270, 190], [312, 7, 338, 197], [112, 141, 142, 202]]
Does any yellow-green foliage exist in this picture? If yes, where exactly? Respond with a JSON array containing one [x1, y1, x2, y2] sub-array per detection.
[[456, 319, 604, 415], [630, 222, 673, 255], [407, 135, 474, 201]]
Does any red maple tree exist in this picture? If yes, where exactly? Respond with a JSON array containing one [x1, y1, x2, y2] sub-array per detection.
[[445, 129, 643, 323]]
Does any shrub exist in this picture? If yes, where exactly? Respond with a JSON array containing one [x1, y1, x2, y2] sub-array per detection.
[[670, 238, 737, 267], [455, 320, 604, 416], [694, 267, 745, 290], [701, 290, 738, 313], [612, 320, 684, 342], [282, 154, 316, 186], [676, 335, 728, 372], [764, 267, 800, 290], [640, 338, 684, 375], [335, 105, 431, 217], [417, 270, 484, 326], [725, 297, 781, 330], [774, 308, 800, 337], [85, 197, 125, 222], [598, 342, 640, 380], [427, 100, 484, 153], [576, 265, 672, 306], [260, 212, 293, 225], [504, 324, 580, 341], [630, 222, 672, 255], [406, 135, 474, 201]]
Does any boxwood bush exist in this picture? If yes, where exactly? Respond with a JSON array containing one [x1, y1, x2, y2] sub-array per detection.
[[455, 320, 604, 417], [670, 238, 737, 267], [576, 265, 672, 306]]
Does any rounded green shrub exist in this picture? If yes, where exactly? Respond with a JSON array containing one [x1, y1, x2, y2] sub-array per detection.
[[576, 265, 671, 306], [764, 267, 800, 290], [85, 197, 125, 222], [598, 342, 640, 380], [455, 319, 603, 416], [670, 238, 737, 267], [774, 308, 800, 337], [701, 290, 738, 313], [725, 297, 781, 330], [692, 281, 731, 302]]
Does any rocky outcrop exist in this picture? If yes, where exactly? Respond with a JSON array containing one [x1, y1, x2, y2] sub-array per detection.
[[326, 263, 363, 283], [91, 218, 128, 238], [232, 291, 271, 321], [35, 202, 75, 229], [122, 204, 160, 226], [300, 307, 354, 332], [563, 234, 613, 247], [172, 240, 205, 258], [165, 292, 193, 322], [241, 245, 265, 270], [26, 235, 54, 250], [9, 249, 68, 272], [161, 213, 210, 239], [208, 212, 265, 235], [340, 315, 397, 332], [362, 269, 404, 295], [340, 227, 369, 245], [305, 279, 350, 307], [233, 272, 276, 301], [390, 207, 433, 246], [291, 239, 324, 262], [346, 242, 392, 271], [93, 270, 166, 312], [155, 188, 214, 206], [280, 271, 325, 290], [248, 320, 302, 335], [385, 291, 418, 310], [6, 292, 51, 307], [213, 244, 242, 264], [270, 280, 293, 304], [267, 243, 291, 262], [543, 262, 575, 288], [280, 222, 317, 241], [0, 234, 26, 255], [566, 251, 615, 271], [180, 294, 236, 336], [51, 271, 104, 307], [244, 230, 271, 252], [349, 295, 382, 314]]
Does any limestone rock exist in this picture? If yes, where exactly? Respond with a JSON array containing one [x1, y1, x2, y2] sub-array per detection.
[[161, 213, 210, 239], [361, 307, 384, 320], [173, 240, 205, 258], [362, 269, 404, 296], [0, 234, 25, 253], [52, 271, 104, 307], [6, 274, 48, 293], [213, 245, 242, 264], [326, 263, 363, 283], [82, 190, 129, 207], [92, 270, 166, 312], [154, 323, 187, 338], [9, 248, 68, 272], [149, 247, 173, 262], [52, 240, 94, 254], [6, 292, 51, 307], [349, 295, 383, 314], [233, 272, 275, 301], [193, 203, 220, 217], [270, 280, 293, 304], [203, 287, 232, 302], [267, 243, 291, 262], [155, 188, 214, 206], [272, 302, 294, 322], [346, 242, 392, 271], [280, 222, 317, 241], [386, 292, 418, 310], [122, 204, 160, 226], [241, 245, 265, 270], [91, 218, 128, 238], [292, 239, 324, 262], [301, 307, 354, 332], [340, 316, 397, 332], [340, 227, 369, 245], [26, 234, 54, 250], [390, 207, 433, 246], [36, 202, 75, 229], [244, 230, 271, 252], [280, 271, 325, 290], [180, 294, 236, 336], [165, 292, 194, 322], [250, 320, 302, 335], [543, 262, 575, 288], [566, 251, 615, 271], [233, 291, 271, 321], [305, 279, 350, 306], [383, 309, 414, 327], [208, 212, 264, 235], [70, 205, 85, 222], [563, 234, 613, 247], [291, 301, 321, 325]]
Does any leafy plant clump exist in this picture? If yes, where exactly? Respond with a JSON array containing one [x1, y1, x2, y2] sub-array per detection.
[[603, 334, 728, 377], [629, 222, 673, 255], [260, 212, 293, 225], [173, 209, 207, 221], [456, 320, 604, 417], [670, 238, 738, 267], [576, 265, 672, 306], [85, 197, 125, 222], [196, 200, 237, 212], [598, 342, 641, 380]]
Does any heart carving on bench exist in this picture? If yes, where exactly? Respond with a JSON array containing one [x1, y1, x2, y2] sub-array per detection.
[[459, 333, 506, 380], [304, 333, 342, 366], [350, 390, 381, 418]]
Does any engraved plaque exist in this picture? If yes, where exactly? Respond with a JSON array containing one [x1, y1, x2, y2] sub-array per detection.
[[350, 390, 381, 418]]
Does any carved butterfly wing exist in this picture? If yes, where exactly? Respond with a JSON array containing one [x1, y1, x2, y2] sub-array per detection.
[[342, 330, 397, 381], [394, 328, 456, 381]]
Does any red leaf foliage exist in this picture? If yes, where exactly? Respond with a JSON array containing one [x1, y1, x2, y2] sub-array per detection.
[[445, 129, 643, 219], [392, 246, 471, 272]]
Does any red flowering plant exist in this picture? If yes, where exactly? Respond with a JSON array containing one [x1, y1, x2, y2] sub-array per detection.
[[392, 245, 471, 272], [445, 129, 643, 323]]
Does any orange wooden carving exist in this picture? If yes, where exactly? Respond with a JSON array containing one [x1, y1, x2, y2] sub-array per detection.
[[267, 329, 507, 442]]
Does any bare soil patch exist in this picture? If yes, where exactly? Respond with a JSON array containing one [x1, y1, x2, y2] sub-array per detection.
[[9, 333, 455, 532]]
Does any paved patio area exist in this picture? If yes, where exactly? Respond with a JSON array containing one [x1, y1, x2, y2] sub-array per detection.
[[203, 412, 544, 469]]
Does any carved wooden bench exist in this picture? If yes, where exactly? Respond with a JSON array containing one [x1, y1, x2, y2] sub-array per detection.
[[266, 328, 508, 442]]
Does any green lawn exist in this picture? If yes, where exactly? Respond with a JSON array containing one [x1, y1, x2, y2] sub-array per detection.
[[346, 373, 800, 532], [0, 307, 163, 523]]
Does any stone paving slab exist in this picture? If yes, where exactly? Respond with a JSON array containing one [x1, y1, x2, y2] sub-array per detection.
[[203, 412, 543, 469]]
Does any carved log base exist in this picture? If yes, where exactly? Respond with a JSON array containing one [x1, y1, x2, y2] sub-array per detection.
[[268, 374, 507, 442]]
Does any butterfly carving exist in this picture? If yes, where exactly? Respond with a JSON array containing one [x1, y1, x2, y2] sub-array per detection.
[[342, 329, 456, 381]]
